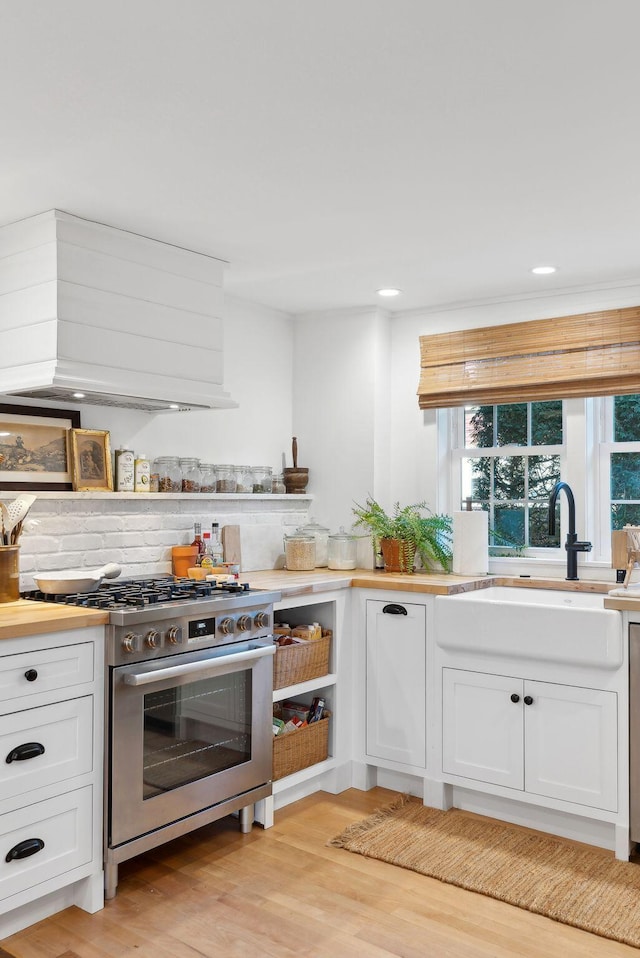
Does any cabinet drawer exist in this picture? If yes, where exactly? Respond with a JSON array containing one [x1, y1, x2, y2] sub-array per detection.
[[0, 786, 92, 901], [0, 697, 93, 802], [0, 643, 94, 708]]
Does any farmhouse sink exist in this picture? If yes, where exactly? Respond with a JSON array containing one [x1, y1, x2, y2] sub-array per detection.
[[435, 586, 623, 668]]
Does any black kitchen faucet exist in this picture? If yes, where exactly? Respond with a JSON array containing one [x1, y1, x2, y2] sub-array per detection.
[[548, 481, 592, 581]]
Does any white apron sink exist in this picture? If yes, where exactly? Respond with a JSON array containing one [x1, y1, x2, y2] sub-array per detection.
[[435, 587, 622, 668]]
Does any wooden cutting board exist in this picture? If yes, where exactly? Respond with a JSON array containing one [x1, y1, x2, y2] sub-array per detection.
[[221, 524, 242, 568]]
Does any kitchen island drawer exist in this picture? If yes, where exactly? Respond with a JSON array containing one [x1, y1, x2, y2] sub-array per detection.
[[0, 786, 92, 902], [0, 643, 94, 708], [0, 697, 93, 802]]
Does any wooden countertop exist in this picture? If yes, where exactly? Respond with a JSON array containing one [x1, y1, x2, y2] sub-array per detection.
[[0, 600, 109, 640]]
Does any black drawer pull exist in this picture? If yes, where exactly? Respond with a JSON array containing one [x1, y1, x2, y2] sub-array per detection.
[[6, 742, 45, 764], [5, 838, 45, 862], [24, 669, 38, 682], [382, 604, 408, 615]]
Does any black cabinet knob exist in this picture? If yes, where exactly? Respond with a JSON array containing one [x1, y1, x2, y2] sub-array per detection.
[[510, 693, 520, 703], [24, 669, 38, 682], [524, 695, 534, 706]]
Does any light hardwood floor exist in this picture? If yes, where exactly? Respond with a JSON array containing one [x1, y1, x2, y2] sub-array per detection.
[[1, 787, 637, 958]]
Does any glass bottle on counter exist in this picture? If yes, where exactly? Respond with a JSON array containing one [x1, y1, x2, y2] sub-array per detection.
[[210, 522, 224, 565], [200, 532, 214, 567], [191, 522, 206, 562], [154, 456, 182, 492], [180, 458, 201, 493]]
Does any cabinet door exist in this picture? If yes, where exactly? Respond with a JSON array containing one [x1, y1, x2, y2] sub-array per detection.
[[524, 680, 618, 811], [442, 669, 524, 789], [366, 600, 426, 767]]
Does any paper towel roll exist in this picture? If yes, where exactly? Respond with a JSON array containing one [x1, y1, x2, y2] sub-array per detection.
[[452, 510, 489, 575]]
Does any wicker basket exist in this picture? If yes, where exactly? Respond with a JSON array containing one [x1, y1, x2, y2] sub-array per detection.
[[273, 630, 332, 690], [272, 712, 331, 780]]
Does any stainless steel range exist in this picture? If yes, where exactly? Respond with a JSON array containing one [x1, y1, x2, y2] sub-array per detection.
[[24, 576, 281, 898]]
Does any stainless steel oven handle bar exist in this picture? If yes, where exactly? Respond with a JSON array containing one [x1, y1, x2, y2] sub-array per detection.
[[122, 642, 275, 686]]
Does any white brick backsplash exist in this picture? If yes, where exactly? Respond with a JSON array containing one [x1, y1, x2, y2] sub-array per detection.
[[16, 495, 312, 590]]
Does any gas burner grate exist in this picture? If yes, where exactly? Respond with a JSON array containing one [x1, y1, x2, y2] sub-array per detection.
[[21, 575, 255, 610]]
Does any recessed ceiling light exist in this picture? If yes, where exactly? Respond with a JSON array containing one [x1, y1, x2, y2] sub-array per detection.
[[168, 404, 180, 410], [377, 287, 402, 297], [72, 392, 86, 398], [530, 265, 557, 275]]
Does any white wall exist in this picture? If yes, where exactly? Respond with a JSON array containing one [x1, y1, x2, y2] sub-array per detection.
[[80, 295, 295, 471]]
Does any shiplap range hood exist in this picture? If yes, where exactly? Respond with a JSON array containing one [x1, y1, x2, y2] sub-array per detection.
[[0, 210, 236, 411]]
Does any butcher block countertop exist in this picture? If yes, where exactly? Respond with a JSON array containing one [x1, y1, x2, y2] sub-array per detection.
[[0, 600, 109, 640]]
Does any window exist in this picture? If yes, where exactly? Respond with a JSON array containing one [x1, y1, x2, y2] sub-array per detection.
[[453, 401, 564, 554], [603, 394, 640, 529]]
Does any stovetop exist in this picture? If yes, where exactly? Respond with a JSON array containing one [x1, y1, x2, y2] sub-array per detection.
[[22, 575, 263, 611]]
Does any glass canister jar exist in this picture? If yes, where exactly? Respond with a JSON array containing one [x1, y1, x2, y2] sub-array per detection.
[[298, 517, 330, 567], [328, 526, 358, 570], [154, 456, 182, 493], [199, 463, 216, 493], [235, 465, 253, 493], [272, 472, 286, 494], [283, 533, 316, 571], [216, 464, 237, 493], [251, 465, 272, 493], [180, 458, 201, 493]]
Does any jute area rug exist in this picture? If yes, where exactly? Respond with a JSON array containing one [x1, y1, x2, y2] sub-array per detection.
[[329, 794, 640, 949]]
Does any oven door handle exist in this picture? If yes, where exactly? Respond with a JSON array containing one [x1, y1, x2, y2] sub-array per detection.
[[121, 643, 275, 686]]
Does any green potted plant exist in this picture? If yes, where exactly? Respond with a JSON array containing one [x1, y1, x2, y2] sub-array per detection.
[[352, 497, 452, 573]]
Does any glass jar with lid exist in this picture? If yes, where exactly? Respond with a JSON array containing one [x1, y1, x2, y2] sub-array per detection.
[[251, 465, 272, 493], [235, 465, 253, 494], [180, 458, 201, 493], [216, 464, 237, 493], [298, 517, 330, 567], [154, 456, 182, 493], [283, 532, 316, 571], [272, 472, 286, 494], [328, 526, 358, 570], [199, 463, 216, 493]]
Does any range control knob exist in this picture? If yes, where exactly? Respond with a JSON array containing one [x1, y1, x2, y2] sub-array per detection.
[[122, 632, 141, 654], [144, 629, 161, 649], [220, 617, 235, 635], [254, 611, 269, 629], [237, 615, 252, 632], [165, 625, 183, 645]]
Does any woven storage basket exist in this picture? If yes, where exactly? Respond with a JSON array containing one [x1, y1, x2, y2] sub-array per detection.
[[272, 711, 331, 780], [273, 630, 332, 690]]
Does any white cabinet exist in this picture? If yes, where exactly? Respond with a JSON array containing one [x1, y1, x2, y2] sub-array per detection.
[[366, 599, 426, 768], [442, 668, 618, 812], [0, 625, 104, 937]]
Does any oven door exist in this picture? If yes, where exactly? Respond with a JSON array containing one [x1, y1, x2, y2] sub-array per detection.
[[109, 639, 275, 847]]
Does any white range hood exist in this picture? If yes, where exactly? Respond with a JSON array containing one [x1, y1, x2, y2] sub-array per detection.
[[0, 210, 236, 411]]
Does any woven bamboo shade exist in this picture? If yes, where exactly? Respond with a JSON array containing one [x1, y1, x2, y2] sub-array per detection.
[[417, 306, 640, 409]]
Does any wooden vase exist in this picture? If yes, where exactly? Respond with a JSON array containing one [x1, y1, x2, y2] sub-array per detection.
[[380, 538, 416, 573]]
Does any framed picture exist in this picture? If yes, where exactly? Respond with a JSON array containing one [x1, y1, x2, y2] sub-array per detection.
[[0, 404, 81, 490], [69, 429, 113, 492]]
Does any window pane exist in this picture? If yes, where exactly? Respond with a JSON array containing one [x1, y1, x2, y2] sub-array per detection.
[[614, 395, 640, 442], [465, 405, 493, 448], [530, 503, 557, 547], [611, 452, 640, 500], [462, 456, 492, 502], [493, 506, 525, 546], [528, 455, 561, 499], [496, 404, 527, 446], [493, 456, 525, 500], [612, 504, 640, 529], [531, 400, 563, 445]]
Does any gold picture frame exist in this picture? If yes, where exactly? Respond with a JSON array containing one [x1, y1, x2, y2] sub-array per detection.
[[69, 429, 113, 492]]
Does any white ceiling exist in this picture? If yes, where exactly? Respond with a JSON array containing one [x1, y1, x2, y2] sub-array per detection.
[[2, 0, 640, 315]]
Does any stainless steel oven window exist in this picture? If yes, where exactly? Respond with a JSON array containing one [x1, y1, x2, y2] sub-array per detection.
[[142, 669, 253, 798]]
